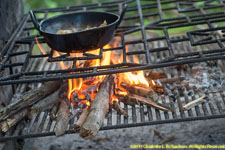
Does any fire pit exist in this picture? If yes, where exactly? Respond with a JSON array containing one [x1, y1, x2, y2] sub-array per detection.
[[0, 0, 225, 142]]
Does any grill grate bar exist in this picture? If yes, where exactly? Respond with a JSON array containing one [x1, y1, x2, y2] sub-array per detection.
[[107, 109, 112, 126], [184, 91, 194, 117], [208, 102, 217, 115], [39, 112, 49, 133], [132, 106, 137, 123], [212, 93, 223, 114], [35, 112, 46, 133], [116, 108, 122, 125], [124, 104, 128, 124], [147, 106, 152, 121], [139, 104, 145, 122], [45, 116, 53, 132]]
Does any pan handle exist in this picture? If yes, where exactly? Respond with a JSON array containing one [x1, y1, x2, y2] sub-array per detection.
[[29, 10, 41, 31], [115, 3, 128, 29]]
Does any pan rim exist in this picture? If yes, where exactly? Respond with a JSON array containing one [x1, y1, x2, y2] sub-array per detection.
[[38, 11, 120, 35]]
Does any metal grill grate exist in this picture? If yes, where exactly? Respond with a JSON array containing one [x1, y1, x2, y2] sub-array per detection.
[[1, 0, 225, 141], [1, 35, 225, 141], [1, 0, 225, 85]]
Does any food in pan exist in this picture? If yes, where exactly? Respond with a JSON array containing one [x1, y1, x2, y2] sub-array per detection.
[[56, 29, 74, 34], [56, 20, 107, 34]]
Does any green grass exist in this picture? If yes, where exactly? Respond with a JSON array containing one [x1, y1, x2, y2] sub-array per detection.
[[168, 26, 198, 35], [24, 0, 225, 38]]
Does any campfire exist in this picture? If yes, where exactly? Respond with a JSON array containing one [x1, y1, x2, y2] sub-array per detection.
[[1, 36, 216, 140], [0, 38, 176, 140], [39, 38, 173, 139]]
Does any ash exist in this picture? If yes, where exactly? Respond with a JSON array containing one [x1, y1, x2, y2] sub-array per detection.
[[185, 63, 225, 93]]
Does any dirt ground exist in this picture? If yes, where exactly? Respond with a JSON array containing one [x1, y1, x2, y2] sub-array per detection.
[[23, 118, 225, 150]]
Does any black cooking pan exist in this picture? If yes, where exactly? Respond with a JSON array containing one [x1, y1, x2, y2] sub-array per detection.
[[29, 4, 127, 53]]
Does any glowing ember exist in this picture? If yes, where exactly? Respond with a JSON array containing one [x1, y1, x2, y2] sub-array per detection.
[[79, 100, 90, 107], [90, 90, 96, 101], [111, 95, 119, 104], [117, 91, 128, 96]]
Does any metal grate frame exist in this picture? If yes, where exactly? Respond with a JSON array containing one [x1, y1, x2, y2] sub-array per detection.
[[1, 0, 225, 85]]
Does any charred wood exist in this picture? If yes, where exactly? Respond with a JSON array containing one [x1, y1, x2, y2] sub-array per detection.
[[0, 109, 28, 133], [120, 82, 158, 101], [29, 83, 66, 119], [0, 81, 61, 121], [112, 101, 128, 117], [74, 106, 89, 132], [145, 70, 166, 79], [157, 77, 185, 84], [119, 94, 174, 112], [50, 102, 60, 121], [54, 99, 69, 136], [80, 75, 114, 140]]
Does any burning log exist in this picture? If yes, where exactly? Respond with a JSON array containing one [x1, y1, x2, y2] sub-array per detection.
[[182, 96, 207, 111], [112, 101, 128, 117], [80, 75, 114, 140], [145, 70, 166, 79], [0, 109, 28, 132], [148, 81, 164, 94], [119, 94, 174, 112], [29, 83, 67, 119], [120, 82, 158, 101], [0, 80, 61, 121], [50, 102, 60, 121], [54, 99, 69, 136], [74, 106, 89, 132]]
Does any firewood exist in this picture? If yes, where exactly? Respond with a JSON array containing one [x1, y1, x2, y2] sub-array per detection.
[[54, 99, 69, 136], [182, 96, 207, 111], [0, 80, 61, 121], [157, 77, 185, 84], [50, 102, 60, 121], [29, 83, 67, 119], [80, 75, 114, 140], [120, 82, 158, 101], [112, 101, 128, 117], [148, 81, 164, 94], [145, 70, 166, 79], [119, 94, 174, 112], [74, 106, 89, 132], [117, 95, 138, 106], [0, 109, 28, 132]]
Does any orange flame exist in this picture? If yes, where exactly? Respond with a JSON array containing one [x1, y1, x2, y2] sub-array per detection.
[[66, 45, 112, 101], [36, 36, 155, 108], [35, 37, 47, 55], [90, 90, 96, 101], [115, 46, 149, 87], [53, 50, 69, 70], [117, 91, 128, 96], [111, 95, 119, 104]]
